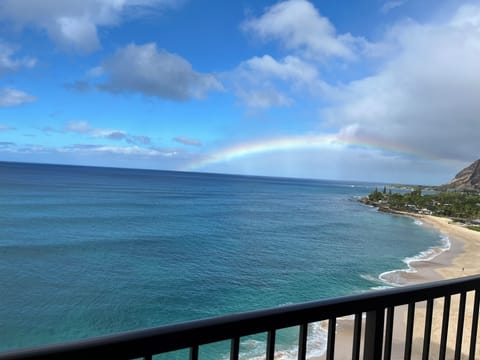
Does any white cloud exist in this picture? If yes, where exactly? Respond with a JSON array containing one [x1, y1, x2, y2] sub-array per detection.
[[0, 142, 188, 172], [233, 0, 375, 110], [451, 4, 480, 29], [0, 41, 36, 76], [64, 120, 126, 140], [381, 1, 406, 14], [174, 136, 202, 146], [50, 16, 100, 53], [0, 44, 36, 107], [0, 0, 181, 53], [0, 88, 36, 107], [63, 144, 173, 157], [242, 0, 358, 60], [63, 120, 152, 144], [242, 55, 318, 83], [64, 120, 92, 134], [236, 89, 293, 109], [322, 4, 480, 162], [228, 54, 327, 109], [97, 43, 223, 100], [2, 142, 178, 158], [223, 1, 480, 179]]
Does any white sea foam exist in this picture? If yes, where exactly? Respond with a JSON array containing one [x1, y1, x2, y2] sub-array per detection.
[[278, 302, 295, 307], [439, 233, 452, 250], [377, 232, 451, 287], [306, 321, 328, 358], [414, 219, 423, 226], [370, 285, 395, 290], [224, 322, 328, 360], [360, 274, 394, 288]]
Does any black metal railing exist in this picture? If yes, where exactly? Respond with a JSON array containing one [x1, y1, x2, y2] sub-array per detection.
[[1, 275, 479, 360]]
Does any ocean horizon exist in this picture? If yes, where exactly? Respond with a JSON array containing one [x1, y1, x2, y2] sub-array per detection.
[[0, 161, 449, 358]]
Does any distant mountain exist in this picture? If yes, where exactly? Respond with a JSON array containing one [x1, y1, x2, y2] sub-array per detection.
[[444, 159, 480, 191]]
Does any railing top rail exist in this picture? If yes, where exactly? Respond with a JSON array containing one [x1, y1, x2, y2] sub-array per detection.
[[1, 274, 479, 360]]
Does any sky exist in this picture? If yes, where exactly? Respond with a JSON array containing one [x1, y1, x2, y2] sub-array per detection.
[[1, 0, 480, 184]]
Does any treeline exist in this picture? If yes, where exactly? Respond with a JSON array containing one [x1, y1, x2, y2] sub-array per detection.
[[367, 187, 480, 220]]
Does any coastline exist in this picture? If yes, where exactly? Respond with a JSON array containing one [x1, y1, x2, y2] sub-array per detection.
[[408, 214, 480, 359], [315, 212, 480, 359], [380, 213, 462, 286]]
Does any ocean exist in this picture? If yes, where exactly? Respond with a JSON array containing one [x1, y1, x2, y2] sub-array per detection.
[[0, 161, 448, 358]]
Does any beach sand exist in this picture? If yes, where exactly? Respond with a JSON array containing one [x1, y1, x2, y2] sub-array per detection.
[[314, 214, 480, 359], [408, 215, 480, 359]]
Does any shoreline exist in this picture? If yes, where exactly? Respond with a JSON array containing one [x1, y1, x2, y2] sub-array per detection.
[[395, 214, 480, 359], [379, 213, 462, 286], [315, 212, 480, 359]]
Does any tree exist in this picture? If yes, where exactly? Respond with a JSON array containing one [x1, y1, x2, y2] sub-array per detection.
[[369, 188, 384, 201]]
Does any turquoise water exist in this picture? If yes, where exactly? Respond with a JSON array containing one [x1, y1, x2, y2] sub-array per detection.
[[0, 162, 445, 357]]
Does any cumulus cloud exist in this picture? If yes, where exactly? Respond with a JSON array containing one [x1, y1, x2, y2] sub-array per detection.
[[237, 89, 293, 109], [0, 42, 36, 76], [242, 0, 362, 60], [322, 4, 480, 162], [0, 43, 36, 107], [96, 43, 223, 100], [233, 0, 372, 110], [223, 0, 480, 178], [0, 0, 181, 53], [0, 88, 36, 107], [241, 55, 319, 84], [228, 54, 326, 109], [173, 136, 202, 146]]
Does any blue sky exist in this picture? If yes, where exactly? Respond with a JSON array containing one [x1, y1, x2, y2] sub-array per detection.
[[1, 0, 479, 184]]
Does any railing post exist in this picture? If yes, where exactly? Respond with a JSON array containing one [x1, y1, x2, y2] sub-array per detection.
[[298, 323, 308, 360], [364, 309, 384, 360]]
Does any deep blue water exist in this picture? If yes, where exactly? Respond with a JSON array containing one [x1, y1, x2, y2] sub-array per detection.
[[0, 162, 444, 357]]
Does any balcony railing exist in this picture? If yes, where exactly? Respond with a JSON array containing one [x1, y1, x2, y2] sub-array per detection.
[[0, 275, 479, 360]]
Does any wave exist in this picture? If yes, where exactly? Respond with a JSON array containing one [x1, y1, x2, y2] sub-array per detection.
[[378, 231, 451, 287], [370, 285, 396, 291], [221, 322, 328, 360], [361, 273, 391, 285], [413, 219, 423, 226]]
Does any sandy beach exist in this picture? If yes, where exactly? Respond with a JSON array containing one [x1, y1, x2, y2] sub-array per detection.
[[408, 215, 480, 359], [315, 214, 480, 359]]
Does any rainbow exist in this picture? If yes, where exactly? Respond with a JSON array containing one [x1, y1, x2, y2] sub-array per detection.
[[182, 134, 432, 171]]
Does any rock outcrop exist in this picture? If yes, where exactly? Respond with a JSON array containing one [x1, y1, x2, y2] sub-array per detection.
[[445, 159, 480, 191]]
